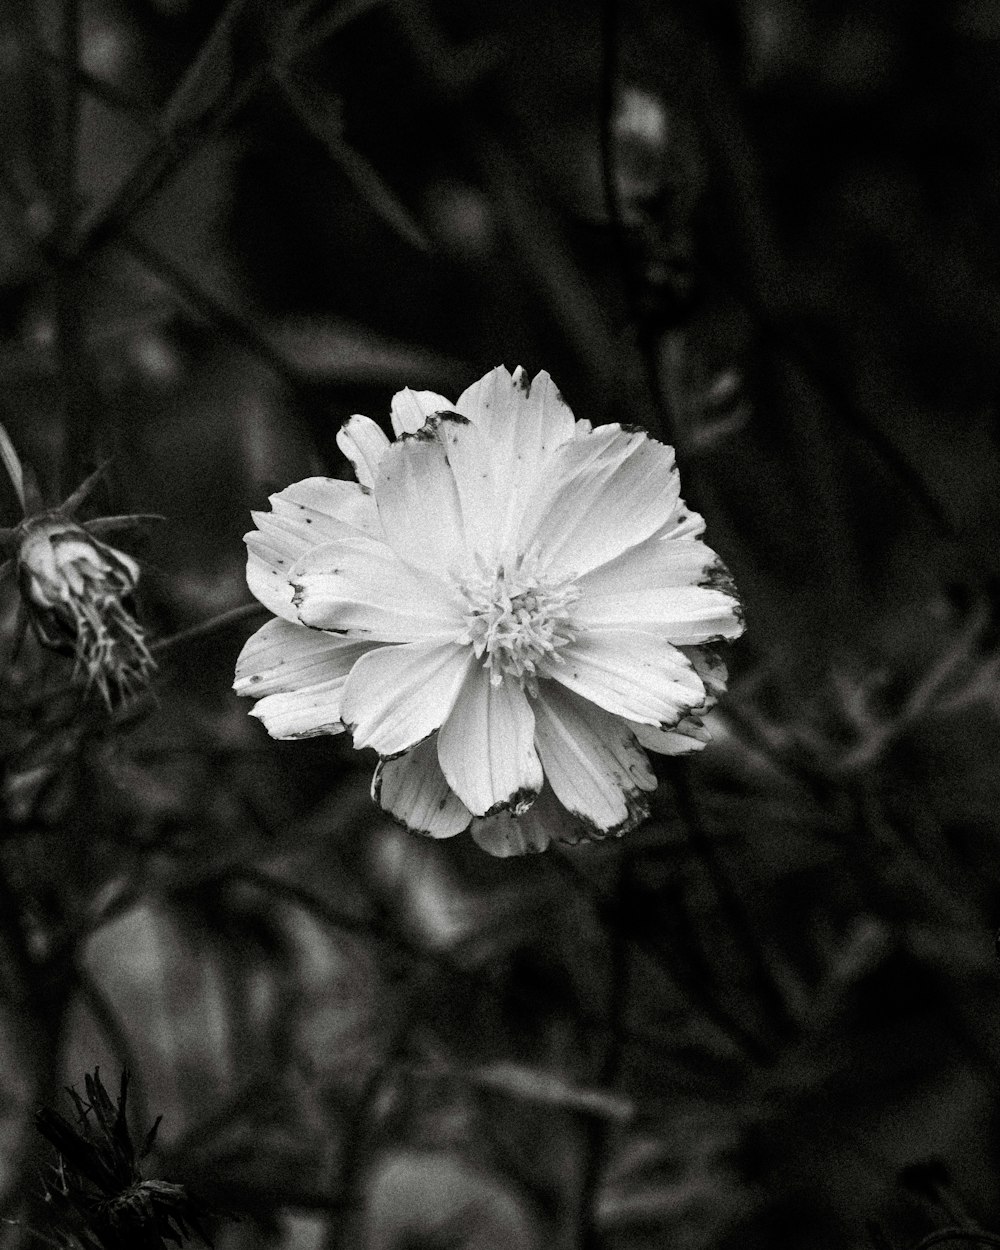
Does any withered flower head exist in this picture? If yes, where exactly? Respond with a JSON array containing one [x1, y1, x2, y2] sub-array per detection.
[[0, 424, 157, 708], [36, 1069, 213, 1250], [16, 513, 155, 707]]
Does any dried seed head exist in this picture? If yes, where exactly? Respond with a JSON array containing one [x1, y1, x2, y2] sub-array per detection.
[[16, 513, 156, 707]]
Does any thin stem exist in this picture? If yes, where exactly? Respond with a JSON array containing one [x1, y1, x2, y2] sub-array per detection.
[[150, 602, 268, 656], [120, 228, 308, 392]]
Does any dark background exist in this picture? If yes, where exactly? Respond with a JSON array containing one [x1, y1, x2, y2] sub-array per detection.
[[1, 1, 1000, 1247]]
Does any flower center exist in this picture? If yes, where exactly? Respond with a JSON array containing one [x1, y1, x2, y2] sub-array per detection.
[[456, 553, 578, 692]]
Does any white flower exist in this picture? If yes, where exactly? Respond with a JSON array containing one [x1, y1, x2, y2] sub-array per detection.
[[235, 366, 743, 855]]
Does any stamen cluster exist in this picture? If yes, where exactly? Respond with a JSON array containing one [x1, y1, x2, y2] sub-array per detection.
[[456, 551, 579, 693]]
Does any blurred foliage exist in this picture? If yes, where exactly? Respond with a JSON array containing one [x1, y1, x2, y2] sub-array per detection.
[[0, 1, 998, 1248]]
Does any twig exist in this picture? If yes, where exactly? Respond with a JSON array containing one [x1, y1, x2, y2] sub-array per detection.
[[119, 227, 309, 393], [151, 602, 268, 656]]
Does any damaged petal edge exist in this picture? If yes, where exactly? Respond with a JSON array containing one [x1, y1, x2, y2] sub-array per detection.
[[400, 411, 471, 442], [481, 784, 541, 820], [556, 790, 651, 845]]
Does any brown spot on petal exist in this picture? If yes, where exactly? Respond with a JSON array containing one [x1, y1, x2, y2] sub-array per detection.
[[562, 789, 650, 843], [401, 411, 469, 442], [483, 785, 540, 819]]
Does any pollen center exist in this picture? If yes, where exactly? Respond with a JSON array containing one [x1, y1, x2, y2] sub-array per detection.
[[456, 553, 578, 692]]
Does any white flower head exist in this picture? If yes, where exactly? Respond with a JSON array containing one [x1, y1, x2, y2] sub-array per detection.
[[235, 366, 743, 855]]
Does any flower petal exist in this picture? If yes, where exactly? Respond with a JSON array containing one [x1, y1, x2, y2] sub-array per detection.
[[547, 629, 705, 726], [534, 681, 654, 835], [336, 415, 391, 488], [341, 640, 472, 755], [373, 736, 472, 838], [470, 809, 552, 857], [391, 387, 453, 437], [469, 786, 592, 856], [573, 585, 743, 644], [245, 531, 304, 622], [519, 425, 681, 579], [245, 477, 380, 621], [631, 715, 712, 755], [683, 644, 728, 709], [427, 414, 499, 561], [234, 617, 377, 697], [578, 532, 729, 595], [291, 536, 461, 641], [374, 429, 467, 576], [437, 668, 543, 817], [267, 476, 381, 541], [570, 516, 743, 644], [455, 366, 576, 552], [250, 678, 349, 739]]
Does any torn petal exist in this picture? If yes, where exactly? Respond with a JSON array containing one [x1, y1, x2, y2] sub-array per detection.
[[337, 415, 391, 488], [245, 477, 381, 620], [631, 715, 712, 755], [250, 677, 350, 739], [391, 387, 453, 437]]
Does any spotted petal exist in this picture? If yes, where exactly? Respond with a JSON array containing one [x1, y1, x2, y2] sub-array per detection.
[[245, 478, 380, 621], [234, 617, 376, 697], [291, 536, 461, 641], [374, 432, 468, 577]]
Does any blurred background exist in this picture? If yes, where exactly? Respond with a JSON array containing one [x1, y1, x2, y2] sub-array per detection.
[[1, 0, 1000, 1246]]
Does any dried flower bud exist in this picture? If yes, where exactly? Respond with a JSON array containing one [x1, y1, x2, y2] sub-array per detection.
[[36, 1069, 216, 1249], [15, 513, 156, 706]]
